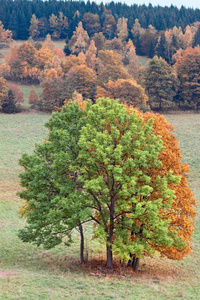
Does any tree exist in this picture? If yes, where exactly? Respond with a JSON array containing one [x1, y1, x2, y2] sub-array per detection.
[[49, 12, 68, 39], [125, 40, 140, 79], [105, 38, 124, 55], [174, 47, 200, 109], [8, 83, 24, 105], [2, 89, 16, 113], [107, 79, 147, 108], [70, 98, 190, 268], [29, 14, 40, 39], [97, 50, 130, 86], [18, 98, 196, 270], [103, 14, 116, 40], [62, 53, 86, 74], [0, 76, 8, 103], [192, 24, 200, 47], [18, 102, 91, 263], [143, 56, 178, 110], [92, 32, 106, 51], [116, 17, 128, 43], [28, 89, 39, 107], [86, 40, 97, 70], [82, 13, 101, 37], [131, 18, 143, 55], [41, 77, 64, 111], [139, 112, 196, 260], [155, 33, 166, 60], [68, 22, 89, 55], [64, 65, 96, 100], [183, 25, 193, 49], [0, 20, 12, 47]]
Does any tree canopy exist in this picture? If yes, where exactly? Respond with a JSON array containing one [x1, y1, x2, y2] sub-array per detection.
[[18, 98, 196, 270]]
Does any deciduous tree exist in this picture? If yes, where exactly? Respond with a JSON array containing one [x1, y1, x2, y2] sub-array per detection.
[[107, 79, 147, 107], [68, 22, 89, 54], [29, 14, 40, 39], [86, 40, 97, 70], [18, 98, 196, 270], [175, 47, 200, 109], [0, 20, 12, 47], [0, 76, 8, 103], [28, 89, 39, 107], [82, 13, 101, 37], [144, 56, 178, 109], [97, 50, 130, 86], [49, 12, 68, 39], [8, 83, 24, 105], [18, 102, 91, 263]]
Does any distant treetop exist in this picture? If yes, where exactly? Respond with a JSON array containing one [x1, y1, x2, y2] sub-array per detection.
[[1, 0, 200, 40]]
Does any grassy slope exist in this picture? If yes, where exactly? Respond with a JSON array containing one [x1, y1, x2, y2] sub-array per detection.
[[0, 112, 200, 299]]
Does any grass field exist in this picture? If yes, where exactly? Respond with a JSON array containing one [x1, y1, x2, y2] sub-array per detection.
[[0, 112, 200, 299]]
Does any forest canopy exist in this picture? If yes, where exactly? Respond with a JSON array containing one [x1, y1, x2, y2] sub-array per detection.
[[1, 0, 200, 40]]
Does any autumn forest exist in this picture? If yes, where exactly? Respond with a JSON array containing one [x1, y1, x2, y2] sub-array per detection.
[[0, 1, 200, 112]]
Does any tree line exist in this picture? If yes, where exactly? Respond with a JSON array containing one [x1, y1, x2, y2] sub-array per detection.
[[1, 26, 200, 112], [1, 0, 200, 40]]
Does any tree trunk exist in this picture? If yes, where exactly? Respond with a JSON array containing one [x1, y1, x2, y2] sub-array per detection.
[[106, 242, 113, 268], [79, 223, 85, 264], [132, 257, 140, 271], [106, 195, 115, 268]]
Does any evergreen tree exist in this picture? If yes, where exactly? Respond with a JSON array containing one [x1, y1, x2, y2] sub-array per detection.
[[2, 89, 16, 113], [193, 25, 200, 47]]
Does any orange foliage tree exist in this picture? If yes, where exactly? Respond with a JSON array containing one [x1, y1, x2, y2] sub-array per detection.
[[28, 89, 39, 107], [97, 50, 130, 87], [68, 22, 89, 54], [139, 112, 197, 260], [90, 101, 196, 269], [0, 20, 12, 47], [107, 79, 147, 108], [174, 47, 200, 109], [5, 37, 65, 83]]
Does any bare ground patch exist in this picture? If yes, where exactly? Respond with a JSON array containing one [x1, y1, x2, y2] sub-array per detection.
[[0, 271, 18, 278]]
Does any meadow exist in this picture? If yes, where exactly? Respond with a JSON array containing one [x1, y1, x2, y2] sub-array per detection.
[[0, 112, 200, 299]]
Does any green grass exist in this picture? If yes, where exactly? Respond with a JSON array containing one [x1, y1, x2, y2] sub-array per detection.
[[138, 55, 149, 67], [0, 112, 200, 299], [18, 84, 42, 107]]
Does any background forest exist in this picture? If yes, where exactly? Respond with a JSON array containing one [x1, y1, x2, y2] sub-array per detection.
[[0, 1, 200, 112]]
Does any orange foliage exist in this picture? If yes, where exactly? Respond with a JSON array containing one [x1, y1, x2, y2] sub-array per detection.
[[4, 37, 65, 82], [0, 20, 12, 45], [107, 79, 147, 107], [137, 111, 196, 259], [45, 68, 58, 81], [92, 102, 196, 261], [62, 54, 86, 74], [95, 86, 110, 100]]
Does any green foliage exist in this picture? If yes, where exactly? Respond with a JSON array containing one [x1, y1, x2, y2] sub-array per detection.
[[144, 56, 179, 110], [0, 111, 200, 298], [18, 102, 91, 249], [18, 98, 186, 268]]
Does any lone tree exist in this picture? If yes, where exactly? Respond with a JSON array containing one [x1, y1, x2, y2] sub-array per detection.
[[18, 98, 196, 270], [28, 89, 39, 107]]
